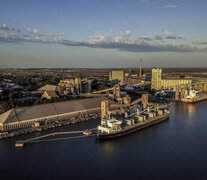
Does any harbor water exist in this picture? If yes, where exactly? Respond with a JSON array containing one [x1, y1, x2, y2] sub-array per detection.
[[1, 101, 207, 180]]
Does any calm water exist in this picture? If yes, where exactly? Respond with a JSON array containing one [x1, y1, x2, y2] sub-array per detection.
[[1, 101, 207, 180]]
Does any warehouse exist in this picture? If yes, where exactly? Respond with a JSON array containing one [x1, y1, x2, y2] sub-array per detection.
[[0, 97, 115, 132]]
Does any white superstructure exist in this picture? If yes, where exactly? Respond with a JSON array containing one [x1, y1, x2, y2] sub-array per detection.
[[97, 117, 122, 134], [184, 89, 198, 99]]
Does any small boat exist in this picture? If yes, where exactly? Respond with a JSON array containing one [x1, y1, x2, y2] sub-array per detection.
[[15, 140, 24, 147]]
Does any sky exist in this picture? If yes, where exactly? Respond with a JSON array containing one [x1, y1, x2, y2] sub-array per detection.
[[0, 0, 207, 68]]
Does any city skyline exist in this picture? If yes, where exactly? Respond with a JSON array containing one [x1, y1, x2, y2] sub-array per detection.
[[0, 0, 207, 68]]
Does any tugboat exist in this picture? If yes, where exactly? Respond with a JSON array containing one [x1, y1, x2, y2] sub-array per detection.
[[96, 105, 170, 139]]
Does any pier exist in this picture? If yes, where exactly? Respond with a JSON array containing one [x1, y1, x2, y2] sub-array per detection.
[[15, 129, 95, 147]]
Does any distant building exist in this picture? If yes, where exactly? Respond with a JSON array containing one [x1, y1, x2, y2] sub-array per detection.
[[38, 84, 58, 92], [58, 78, 92, 94], [42, 90, 59, 99], [109, 70, 145, 86], [109, 70, 125, 85], [38, 84, 59, 99], [151, 68, 192, 90]]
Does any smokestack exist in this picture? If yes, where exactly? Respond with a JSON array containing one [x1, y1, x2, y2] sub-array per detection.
[[139, 58, 142, 77]]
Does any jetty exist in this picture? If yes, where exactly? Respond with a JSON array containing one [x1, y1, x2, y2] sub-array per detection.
[[15, 129, 95, 147]]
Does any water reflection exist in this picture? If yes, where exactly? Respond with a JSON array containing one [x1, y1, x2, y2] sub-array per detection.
[[96, 140, 117, 160], [183, 103, 196, 118]]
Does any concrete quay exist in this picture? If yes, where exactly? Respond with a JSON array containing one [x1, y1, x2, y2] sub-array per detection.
[[0, 112, 100, 139]]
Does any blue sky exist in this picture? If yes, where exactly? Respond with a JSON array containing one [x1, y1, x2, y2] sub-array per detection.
[[0, 0, 207, 68]]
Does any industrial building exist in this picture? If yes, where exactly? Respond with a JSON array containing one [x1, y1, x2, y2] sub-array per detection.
[[109, 70, 125, 85], [37, 84, 59, 99], [0, 97, 115, 132], [151, 68, 192, 90], [42, 90, 59, 99], [38, 84, 58, 92], [58, 78, 92, 94], [109, 58, 145, 86]]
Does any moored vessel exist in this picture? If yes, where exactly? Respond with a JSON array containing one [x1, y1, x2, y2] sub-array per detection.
[[96, 105, 170, 139], [181, 89, 207, 103]]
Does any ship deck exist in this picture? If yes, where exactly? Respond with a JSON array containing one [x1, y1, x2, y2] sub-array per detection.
[[97, 113, 169, 136], [123, 114, 169, 131]]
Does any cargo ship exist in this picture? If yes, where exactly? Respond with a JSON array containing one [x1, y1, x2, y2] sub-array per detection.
[[181, 89, 207, 103], [96, 106, 170, 139]]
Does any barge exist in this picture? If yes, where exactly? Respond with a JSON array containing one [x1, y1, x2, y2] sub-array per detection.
[[96, 106, 170, 139]]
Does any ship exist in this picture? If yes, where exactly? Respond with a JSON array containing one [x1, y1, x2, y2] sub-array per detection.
[[96, 106, 170, 139], [181, 88, 207, 103]]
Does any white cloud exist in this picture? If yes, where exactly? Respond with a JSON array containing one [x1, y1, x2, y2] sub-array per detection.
[[0, 24, 206, 53], [0, 31, 19, 41], [33, 28, 38, 34], [114, 36, 124, 43], [26, 28, 38, 34], [0, 31, 8, 39], [60, 37, 206, 53], [24, 36, 30, 41], [49, 33, 54, 38], [139, 36, 152, 41], [113, 30, 132, 43], [126, 30, 131, 36], [140, 0, 149, 3], [192, 39, 207, 45], [154, 35, 164, 42], [58, 33, 64, 37], [10, 31, 19, 39], [58, 31, 205, 53], [89, 34, 111, 44], [164, 4, 177, 8], [26, 28, 32, 33], [42, 36, 50, 42], [0, 24, 9, 31], [164, 30, 183, 39], [35, 36, 40, 40]]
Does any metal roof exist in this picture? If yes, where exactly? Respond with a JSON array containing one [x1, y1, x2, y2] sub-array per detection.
[[38, 84, 57, 91], [43, 91, 59, 98], [0, 97, 115, 125]]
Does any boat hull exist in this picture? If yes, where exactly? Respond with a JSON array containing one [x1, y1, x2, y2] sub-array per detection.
[[181, 93, 207, 103], [96, 114, 169, 139]]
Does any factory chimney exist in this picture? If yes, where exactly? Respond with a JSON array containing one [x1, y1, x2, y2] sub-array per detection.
[[139, 58, 142, 77]]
